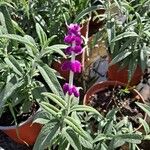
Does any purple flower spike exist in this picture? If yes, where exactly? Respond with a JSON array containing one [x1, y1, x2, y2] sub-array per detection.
[[65, 46, 82, 54], [61, 61, 70, 71], [68, 24, 80, 35], [70, 60, 81, 73], [64, 35, 73, 44], [63, 83, 70, 94], [72, 86, 79, 97], [74, 36, 83, 45], [65, 47, 73, 55], [61, 60, 81, 73], [63, 83, 80, 97], [73, 45, 82, 54]]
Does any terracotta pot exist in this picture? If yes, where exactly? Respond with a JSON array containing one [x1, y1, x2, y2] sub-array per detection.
[[83, 81, 146, 131], [108, 57, 143, 86], [0, 113, 42, 145]]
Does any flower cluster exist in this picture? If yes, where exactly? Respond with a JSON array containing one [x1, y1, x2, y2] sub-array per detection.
[[62, 23, 83, 97]]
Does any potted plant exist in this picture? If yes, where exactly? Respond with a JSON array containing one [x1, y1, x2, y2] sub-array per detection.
[[74, 0, 150, 86], [32, 24, 149, 150], [0, 19, 66, 145], [83, 81, 147, 132], [103, 0, 149, 85]]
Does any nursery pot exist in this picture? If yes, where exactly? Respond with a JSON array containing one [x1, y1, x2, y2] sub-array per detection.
[[83, 81, 146, 131], [108, 62, 143, 86], [0, 112, 42, 145]]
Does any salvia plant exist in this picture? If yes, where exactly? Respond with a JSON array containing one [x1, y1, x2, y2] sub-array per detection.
[[0, 17, 67, 125], [32, 23, 102, 150], [32, 23, 149, 150]]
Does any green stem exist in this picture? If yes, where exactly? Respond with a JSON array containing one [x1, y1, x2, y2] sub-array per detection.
[[67, 52, 75, 115], [69, 52, 75, 86]]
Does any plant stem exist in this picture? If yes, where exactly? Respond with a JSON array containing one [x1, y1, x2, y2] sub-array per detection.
[[69, 52, 75, 86]]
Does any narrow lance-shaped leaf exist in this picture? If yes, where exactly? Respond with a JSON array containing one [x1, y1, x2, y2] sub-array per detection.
[[63, 128, 82, 150], [74, 5, 104, 23], [111, 32, 138, 42], [0, 5, 17, 50], [33, 122, 60, 150], [136, 102, 150, 117], [0, 34, 35, 48], [140, 45, 147, 72], [40, 102, 59, 117], [4, 55, 23, 76], [0, 80, 24, 116], [110, 49, 132, 66], [37, 63, 64, 98], [43, 45, 67, 58], [36, 23, 47, 46], [114, 134, 143, 144], [70, 105, 103, 118], [42, 92, 67, 108], [139, 118, 150, 135], [128, 58, 137, 83], [64, 116, 88, 140]]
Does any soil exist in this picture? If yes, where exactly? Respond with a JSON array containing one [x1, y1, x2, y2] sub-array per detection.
[[88, 85, 144, 128], [0, 102, 39, 126]]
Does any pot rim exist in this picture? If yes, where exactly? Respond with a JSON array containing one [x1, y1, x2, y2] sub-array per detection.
[[0, 109, 41, 130]]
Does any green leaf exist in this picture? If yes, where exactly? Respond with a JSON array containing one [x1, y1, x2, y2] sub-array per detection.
[[64, 116, 88, 140], [79, 136, 93, 149], [33, 110, 53, 125], [33, 122, 60, 150], [24, 35, 38, 54], [42, 92, 66, 108], [139, 118, 150, 135], [4, 55, 23, 76], [32, 86, 47, 103], [12, 20, 25, 35], [128, 58, 137, 82], [37, 63, 64, 98], [36, 23, 47, 46], [144, 31, 150, 37], [43, 45, 67, 58], [0, 34, 35, 48], [106, 109, 117, 119], [140, 45, 147, 72], [110, 49, 132, 65], [136, 102, 150, 117], [0, 79, 23, 116], [63, 128, 82, 150], [144, 135, 150, 140], [70, 105, 102, 118], [40, 102, 59, 117], [93, 134, 112, 143], [115, 134, 143, 144], [74, 5, 104, 23], [111, 32, 138, 42], [0, 5, 17, 49]]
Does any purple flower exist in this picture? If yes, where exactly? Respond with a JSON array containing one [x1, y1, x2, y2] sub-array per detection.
[[63, 83, 70, 93], [64, 35, 82, 45], [68, 24, 80, 35], [70, 60, 81, 73], [65, 45, 82, 55], [64, 35, 73, 44], [73, 45, 82, 54], [72, 86, 80, 97], [61, 60, 81, 73], [63, 83, 79, 97], [74, 36, 83, 45]]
